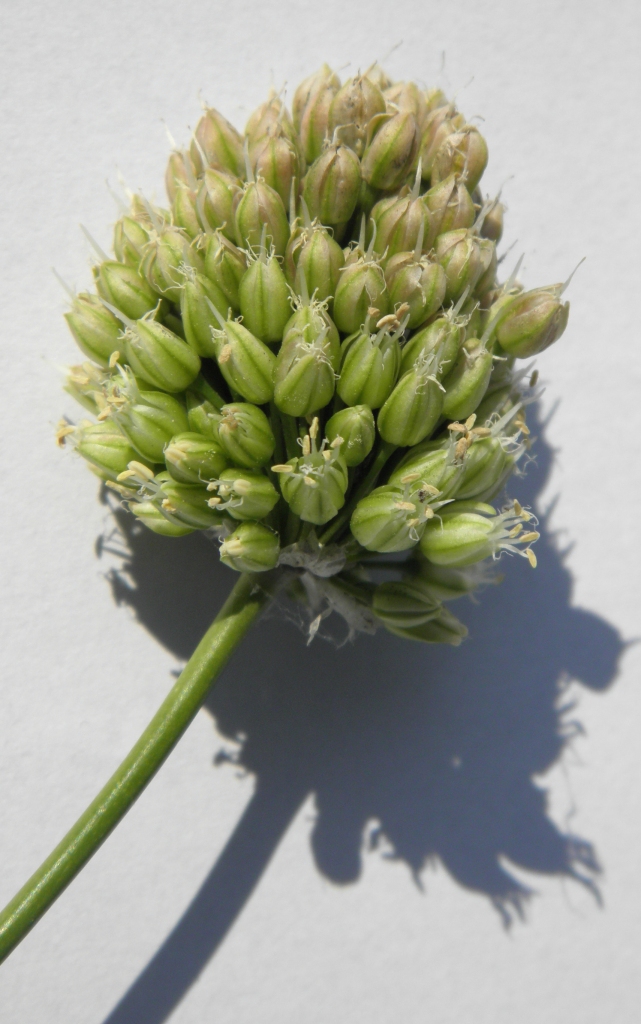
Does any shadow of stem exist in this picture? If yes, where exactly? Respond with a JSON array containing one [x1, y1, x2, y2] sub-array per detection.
[[99, 410, 623, 1024]]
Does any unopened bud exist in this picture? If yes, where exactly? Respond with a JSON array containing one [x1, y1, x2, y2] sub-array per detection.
[[333, 260, 390, 335], [203, 232, 246, 312], [386, 254, 446, 329], [277, 426, 348, 524], [373, 578, 441, 630], [139, 227, 204, 304], [219, 521, 280, 573], [131, 500, 195, 537], [480, 200, 504, 242], [329, 74, 386, 157], [106, 372, 189, 462], [234, 179, 290, 257], [377, 357, 444, 447], [94, 261, 160, 321], [274, 319, 340, 417], [419, 106, 465, 179], [238, 247, 291, 343], [113, 215, 150, 268], [64, 293, 122, 366], [123, 317, 201, 393], [361, 111, 420, 191], [209, 313, 276, 405], [496, 287, 570, 358], [399, 312, 465, 379], [337, 316, 401, 408], [287, 219, 345, 307], [73, 420, 148, 482], [369, 170, 431, 262], [431, 126, 488, 192], [197, 168, 241, 239], [190, 106, 245, 177], [441, 339, 493, 421], [350, 479, 448, 552], [325, 405, 375, 466], [217, 402, 275, 468], [185, 390, 222, 440], [388, 605, 468, 645], [423, 173, 475, 243], [293, 63, 341, 163], [180, 270, 229, 357], [164, 432, 228, 484], [165, 149, 196, 205], [303, 141, 362, 227], [172, 184, 201, 240], [250, 127, 302, 208], [384, 81, 429, 127], [436, 229, 485, 303], [209, 468, 278, 521]]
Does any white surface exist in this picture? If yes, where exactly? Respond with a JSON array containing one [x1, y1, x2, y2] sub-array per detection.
[[0, 1, 640, 1021]]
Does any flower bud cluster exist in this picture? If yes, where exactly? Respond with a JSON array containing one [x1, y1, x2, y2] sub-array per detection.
[[58, 65, 573, 644]]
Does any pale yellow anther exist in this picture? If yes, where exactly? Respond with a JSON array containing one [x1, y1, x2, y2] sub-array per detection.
[[376, 313, 397, 329], [400, 472, 420, 484], [520, 531, 540, 544], [472, 427, 491, 437], [303, 475, 318, 487], [330, 435, 343, 449], [395, 501, 416, 511], [525, 548, 537, 568], [508, 524, 523, 538], [424, 507, 435, 519], [234, 479, 251, 496], [161, 498, 177, 512], [97, 408, 111, 421], [206, 481, 218, 491], [116, 469, 136, 482], [129, 461, 154, 480], [367, 306, 380, 319], [407, 517, 420, 527], [465, 414, 477, 430], [309, 417, 319, 440], [322, 450, 332, 461], [513, 500, 523, 516], [422, 483, 440, 495], [218, 343, 232, 364], [448, 421, 466, 433], [55, 422, 75, 446], [302, 436, 311, 456], [271, 464, 293, 473], [108, 351, 121, 368], [207, 497, 222, 507]]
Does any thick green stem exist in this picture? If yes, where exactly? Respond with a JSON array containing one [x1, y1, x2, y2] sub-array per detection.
[[318, 441, 397, 546], [0, 572, 271, 965]]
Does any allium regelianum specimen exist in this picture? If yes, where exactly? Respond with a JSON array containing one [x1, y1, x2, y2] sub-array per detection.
[[58, 64, 569, 642], [0, 63, 575, 964]]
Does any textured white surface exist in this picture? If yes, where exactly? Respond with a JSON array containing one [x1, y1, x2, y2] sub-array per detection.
[[0, 1, 640, 1021]]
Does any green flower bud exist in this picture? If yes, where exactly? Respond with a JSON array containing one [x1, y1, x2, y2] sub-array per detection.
[[414, 559, 489, 601], [203, 231, 246, 312], [442, 407, 527, 502], [386, 250, 446, 329], [196, 168, 241, 240], [151, 473, 226, 530], [238, 245, 291, 343], [139, 226, 203, 304], [479, 199, 504, 242], [129, 194, 171, 229], [165, 149, 196, 205], [72, 419, 148, 482], [333, 258, 390, 334], [250, 126, 303, 208], [180, 268, 229, 357], [131, 499, 195, 537], [190, 106, 245, 177], [337, 310, 402, 408], [274, 305, 340, 416], [216, 402, 275, 468], [207, 468, 278, 521], [388, 605, 468, 645], [369, 167, 431, 263], [234, 177, 290, 257], [185, 391, 222, 440], [105, 370, 189, 463], [420, 499, 540, 568], [441, 339, 494, 421], [474, 238, 497, 297], [399, 305, 466, 378], [285, 212, 345, 307], [63, 361, 110, 414], [293, 63, 340, 163], [164, 431, 228, 484], [388, 439, 463, 499], [325, 405, 375, 466], [219, 521, 280, 573], [245, 94, 299, 150], [274, 420, 348, 525], [303, 140, 361, 227], [372, 578, 441, 630], [424, 88, 449, 113], [64, 292, 123, 366], [431, 126, 488, 192], [172, 184, 202, 240], [94, 261, 160, 321], [423, 174, 475, 243], [113, 215, 150, 268], [329, 74, 386, 157], [377, 351, 444, 447], [350, 476, 450, 552], [419, 106, 465, 179], [384, 81, 428, 127], [208, 307, 276, 405], [121, 314, 201, 393], [361, 111, 420, 191], [496, 286, 570, 358], [436, 229, 486, 303]]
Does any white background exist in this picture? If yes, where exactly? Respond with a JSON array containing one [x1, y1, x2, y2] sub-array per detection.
[[1, 1, 640, 1021]]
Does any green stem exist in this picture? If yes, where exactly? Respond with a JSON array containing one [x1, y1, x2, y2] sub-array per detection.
[[0, 572, 272, 965], [318, 441, 397, 546]]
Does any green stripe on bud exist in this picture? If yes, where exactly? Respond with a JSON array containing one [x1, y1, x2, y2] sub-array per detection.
[[122, 316, 201, 393], [350, 476, 450, 552], [196, 168, 241, 239], [293, 64, 340, 163], [64, 293, 123, 366], [73, 420, 149, 482], [387, 605, 468, 644], [362, 111, 420, 191], [131, 500, 195, 537], [441, 339, 493, 421], [333, 260, 389, 335], [180, 269, 229, 357], [104, 370, 189, 462], [436, 229, 487, 304], [377, 332, 445, 446], [303, 141, 362, 227], [286, 214, 345, 308], [431, 126, 488, 192], [217, 402, 275, 468], [94, 261, 161, 321], [208, 306, 276, 405], [423, 174, 475, 244], [190, 106, 245, 177], [113, 216, 150, 268], [139, 227, 204, 304], [234, 179, 290, 257], [219, 521, 280, 573], [373, 578, 441, 630], [164, 432, 228, 484], [250, 127, 303, 208], [369, 168, 431, 263], [207, 468, 279, 521], [172, 184, 201, 240], [420, 499, 539, 568], [238, 245, 292, 343], [275, 419, 348, 525], [386, 253, 446, 329], [337, 311, 402, 408], [203, 232, 246, 312], [329, 74, 386, 157], [496, 287, 570, 358], [325, 405, 375, 466], [399, 309, 466, 379], [274, 322, 339, 417]]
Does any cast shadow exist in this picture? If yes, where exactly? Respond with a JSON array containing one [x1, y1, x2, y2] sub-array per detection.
[[98, 410, 624, 1024]]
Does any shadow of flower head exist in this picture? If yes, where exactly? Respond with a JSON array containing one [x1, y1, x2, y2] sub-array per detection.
[[99, 407, 623, 1024]]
